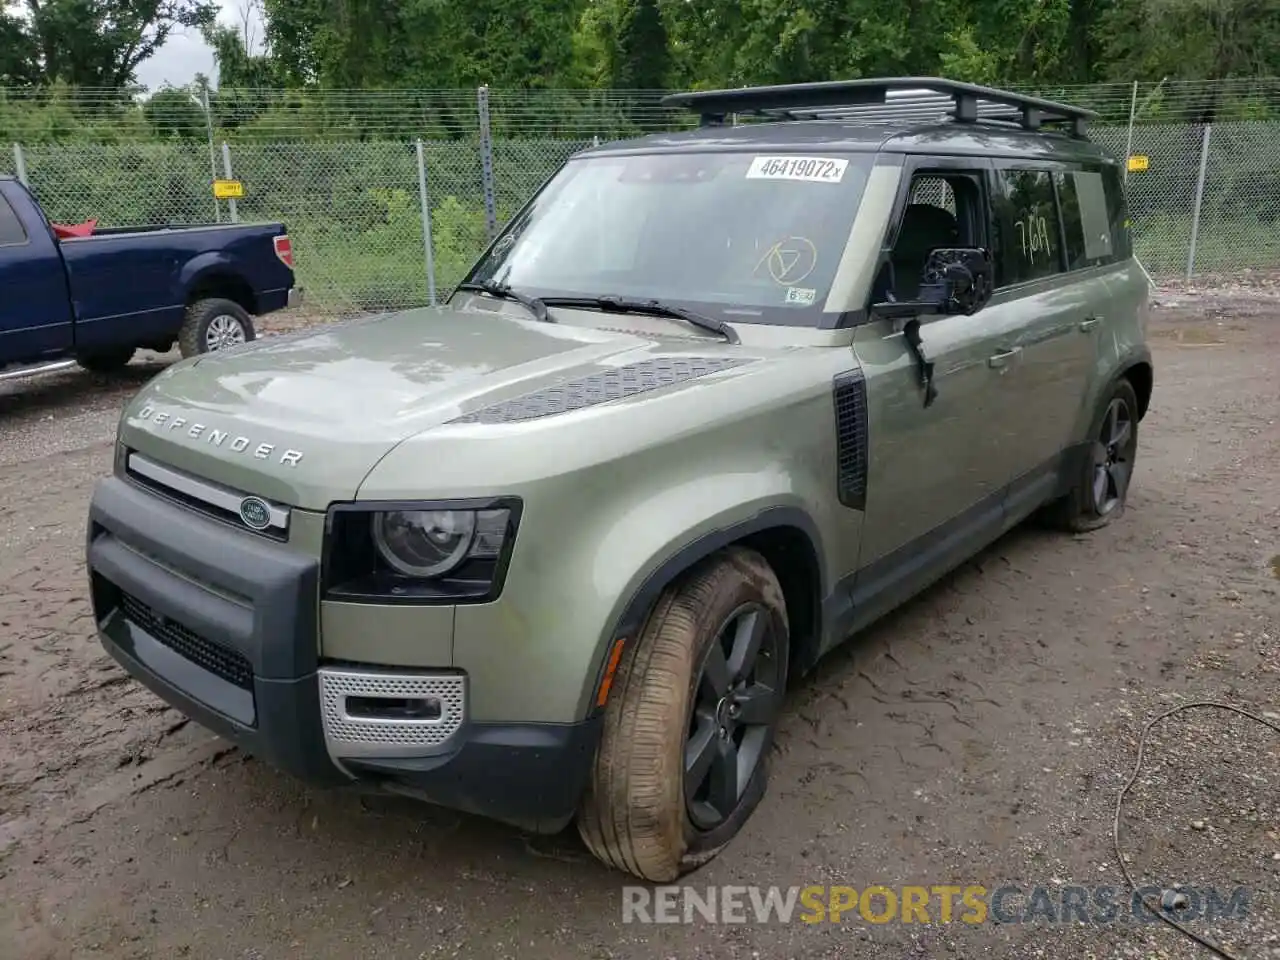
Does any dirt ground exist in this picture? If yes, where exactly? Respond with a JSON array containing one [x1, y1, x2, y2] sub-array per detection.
[[1, 291, 1278, 960]]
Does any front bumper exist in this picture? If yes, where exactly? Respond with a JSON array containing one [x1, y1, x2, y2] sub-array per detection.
[[86, 475, 599, 833]]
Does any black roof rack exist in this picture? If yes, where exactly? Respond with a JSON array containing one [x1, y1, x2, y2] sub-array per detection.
[[660, 77, 1096, 138]]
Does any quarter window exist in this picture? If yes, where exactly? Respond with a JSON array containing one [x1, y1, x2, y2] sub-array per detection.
[[1057, 170, 1114, 269], [908, 176, 956, 215], [0, 195, 27, 246], [1100, 164, 1133, 259], [994, 169, 1061, 285]]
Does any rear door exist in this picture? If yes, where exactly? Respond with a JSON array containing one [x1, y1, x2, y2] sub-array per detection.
[[0, 185, 74, 364], [60, 233, 182, 350], [985, 161, 1104, 514]]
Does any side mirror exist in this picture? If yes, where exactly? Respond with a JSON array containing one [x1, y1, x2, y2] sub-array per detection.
[[918, 247, 994, 316], [871, 246, 994, 320]]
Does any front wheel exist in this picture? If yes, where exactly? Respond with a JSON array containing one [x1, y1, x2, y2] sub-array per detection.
[[179, 298, 256, 358], [577, 547, 790, 881], [1043, 378, 1141, 532]]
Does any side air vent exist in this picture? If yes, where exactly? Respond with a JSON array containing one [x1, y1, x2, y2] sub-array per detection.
[[449, 356, 753, 425], [834, 369, 869, 511]]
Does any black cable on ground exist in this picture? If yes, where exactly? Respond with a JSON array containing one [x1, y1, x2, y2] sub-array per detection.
[[1113, 700, 1280, 960]]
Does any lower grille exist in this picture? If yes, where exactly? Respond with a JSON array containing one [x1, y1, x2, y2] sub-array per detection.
[[120, 592, 254, 690]]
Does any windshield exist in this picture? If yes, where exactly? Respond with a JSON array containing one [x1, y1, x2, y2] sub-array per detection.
[[464, 150, 874, 326]]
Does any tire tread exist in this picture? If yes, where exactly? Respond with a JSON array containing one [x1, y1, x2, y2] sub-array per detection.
[[577, 547, 787, 881], [179, 298, 255, 358]]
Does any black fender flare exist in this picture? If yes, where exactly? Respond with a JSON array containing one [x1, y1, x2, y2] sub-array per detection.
[[587, 506, 828, 715], [1110, 345, 1154, 420]]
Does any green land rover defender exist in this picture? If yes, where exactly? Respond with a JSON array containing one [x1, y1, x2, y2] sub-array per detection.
[[86, 79, 1152, 881]]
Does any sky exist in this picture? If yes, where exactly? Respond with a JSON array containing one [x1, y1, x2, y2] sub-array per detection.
[[134, 0, 265, 90]]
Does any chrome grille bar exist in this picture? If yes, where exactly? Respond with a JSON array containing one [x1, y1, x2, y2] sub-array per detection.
[[126, 452, 290, 535]]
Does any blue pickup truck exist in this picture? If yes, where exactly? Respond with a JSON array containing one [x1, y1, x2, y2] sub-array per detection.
[[0, 175, 301, 380]]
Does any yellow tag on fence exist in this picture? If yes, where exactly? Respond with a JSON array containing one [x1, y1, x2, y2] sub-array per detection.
[[1126, 155, 1149, 173], [213, 179, 244, 199]]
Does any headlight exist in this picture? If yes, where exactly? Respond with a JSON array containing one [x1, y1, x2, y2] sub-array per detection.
[[372, 509, 507, 578], [323, 499, 521, 604]]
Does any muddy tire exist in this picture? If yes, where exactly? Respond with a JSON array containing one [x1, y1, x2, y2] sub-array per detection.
[[577, 546, 790, 881], [178, 298, 255, 358], [75, 347, 136, 373], [1043, 378, 1141, 533]]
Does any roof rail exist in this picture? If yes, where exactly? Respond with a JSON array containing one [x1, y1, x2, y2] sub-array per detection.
[[660, 77, 1096, 138]]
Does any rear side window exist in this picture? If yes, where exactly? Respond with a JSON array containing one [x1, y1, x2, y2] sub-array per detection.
[[0, 194, 27, 245], [994, 169, 1061, 285], [1101, 164, 1133, 259]]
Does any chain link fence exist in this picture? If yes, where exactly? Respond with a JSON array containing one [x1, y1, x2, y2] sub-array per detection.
[[1088, 122, 1280, 279], [5, 85, 1280, 316]]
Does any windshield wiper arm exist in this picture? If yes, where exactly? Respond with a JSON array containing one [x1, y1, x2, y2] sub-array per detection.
[[541, 295, 740, 344], [457, 280, 553, 324]]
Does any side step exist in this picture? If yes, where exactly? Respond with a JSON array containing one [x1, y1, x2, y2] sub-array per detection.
[[0, 359, 79, 383]]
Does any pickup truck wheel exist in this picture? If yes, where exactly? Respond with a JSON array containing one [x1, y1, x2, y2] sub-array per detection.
[[76, 347, 136, 373], [180, 298, 256, 357], [577, 546, 789, 881], [1043, 378, 1140, 532]]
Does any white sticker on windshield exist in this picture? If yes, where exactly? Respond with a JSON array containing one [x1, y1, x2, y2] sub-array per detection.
[[746, 156, 848, 183], [785, 287, 816, 306]]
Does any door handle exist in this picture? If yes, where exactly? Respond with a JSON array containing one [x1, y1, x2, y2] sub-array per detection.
[[1079, 316, 1101, 331], [987, 347, 1021, 369]]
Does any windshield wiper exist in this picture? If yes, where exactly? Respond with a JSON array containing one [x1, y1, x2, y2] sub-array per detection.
[[541, 295, 740, 344], [457, 280, 553, 324]]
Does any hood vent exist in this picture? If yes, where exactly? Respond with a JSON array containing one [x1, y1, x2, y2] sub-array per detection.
[[449, 356, 753, 425]]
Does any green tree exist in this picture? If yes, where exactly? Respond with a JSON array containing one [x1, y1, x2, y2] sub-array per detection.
[[260, 0, 325, 84], [206, 0, 278, 87], [661, 0, 1109, 89], [1099, 0, 1280, 82], [607, 0, 670, 89], [259, 0, 584, 88], [23, 0, 219, 87], [141, 85, 206, 138], [205, 24, 278, 87], [0, 11, 40, 85]]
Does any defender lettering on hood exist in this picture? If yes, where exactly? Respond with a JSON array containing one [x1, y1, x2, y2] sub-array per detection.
[[137, 404, 305, 467]]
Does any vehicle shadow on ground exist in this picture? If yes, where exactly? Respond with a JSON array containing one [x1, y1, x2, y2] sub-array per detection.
[[0, 357, 172, 419]]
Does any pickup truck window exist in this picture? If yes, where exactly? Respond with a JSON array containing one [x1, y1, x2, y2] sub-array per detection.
[[0, 195, 27, 246], [466, 151, 873, 326]]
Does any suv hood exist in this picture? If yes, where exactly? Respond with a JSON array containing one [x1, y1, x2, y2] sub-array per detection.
[[118, 304, 743, 509]]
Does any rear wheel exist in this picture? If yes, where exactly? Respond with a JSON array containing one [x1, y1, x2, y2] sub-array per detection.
[[75, 347, 136, 373], [1044, 378, 1140, 532], [179, 298, 256, 358], [577, 547, 789, 881]]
